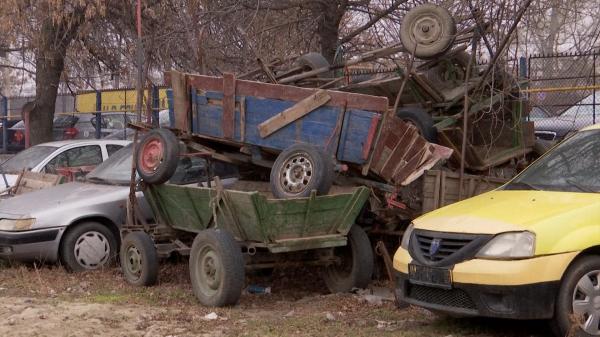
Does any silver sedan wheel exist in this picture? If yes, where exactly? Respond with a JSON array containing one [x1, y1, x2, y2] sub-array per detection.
[[573, 270, 600, 335], [73, 231, 111, 269]]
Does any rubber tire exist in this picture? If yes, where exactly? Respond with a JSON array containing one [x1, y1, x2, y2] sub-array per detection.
[[322, 225, 374, 293], [189, 229, 245, 307], [294, 52, 331, 78], [400, 4, 456, 59], [552, 256, 600, 337], [120, 231, 159, 286], [396, 108, 437, 143], [136, 128, 180, 185], [270, 144, 334, 199], [59, 222, 118, 272]]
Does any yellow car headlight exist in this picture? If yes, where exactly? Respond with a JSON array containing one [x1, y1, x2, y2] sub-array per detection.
[[476, 231, 535, 259], [0, 218, 36, 231]]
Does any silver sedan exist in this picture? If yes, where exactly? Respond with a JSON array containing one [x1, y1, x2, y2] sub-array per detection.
[[0, 144, 151, 271]]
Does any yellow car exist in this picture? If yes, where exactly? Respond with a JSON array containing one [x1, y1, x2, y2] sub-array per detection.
[[393, 125, 600, 336]]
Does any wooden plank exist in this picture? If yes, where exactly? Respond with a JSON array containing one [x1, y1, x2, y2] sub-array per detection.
[[362, 115, 380, 160], [14, 171, 61, 195], [184, 73, 389, 112], [239, 96, 246, 142], [222, 73, 236, 139], [411, 72, 444, 102], [257, 89, 331, 138], [170, 70, 190, 132]]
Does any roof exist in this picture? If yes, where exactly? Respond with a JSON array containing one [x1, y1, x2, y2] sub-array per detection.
[[37, 139, 131, 148]]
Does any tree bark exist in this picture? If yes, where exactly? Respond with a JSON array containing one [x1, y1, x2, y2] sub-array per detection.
[[313, 1, 347, 63], [29, 9, 84, 145]]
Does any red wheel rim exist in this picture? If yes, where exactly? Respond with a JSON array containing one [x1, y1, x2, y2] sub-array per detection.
[[139, 138, 164, 174]]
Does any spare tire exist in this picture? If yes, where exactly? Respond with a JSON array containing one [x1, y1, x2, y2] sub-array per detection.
[[400, 4, 456, 59], [396, 108, 437, 143], [136, 128, 180, 184], [293, 52, 331, 78], [270, 144, 333, 199]]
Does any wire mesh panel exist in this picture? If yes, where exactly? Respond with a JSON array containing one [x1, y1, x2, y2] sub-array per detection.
[[527, 52, 599, 141]]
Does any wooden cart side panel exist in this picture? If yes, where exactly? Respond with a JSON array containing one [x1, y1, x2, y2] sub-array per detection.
[[421, 170, 508, 214], [336, 109, 381, 164], [184, 72, 389, 112], [218, 191, 266, 242], [192, 91, 377, 164], [145, 185, 214, 233], [258, 187, 369, 242]]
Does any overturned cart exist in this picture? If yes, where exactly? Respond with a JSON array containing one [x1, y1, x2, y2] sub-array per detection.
[[120, 181, 372, 307]]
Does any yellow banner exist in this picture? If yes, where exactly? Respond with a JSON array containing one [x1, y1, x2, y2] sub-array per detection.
[[76, 89, 169, 113]]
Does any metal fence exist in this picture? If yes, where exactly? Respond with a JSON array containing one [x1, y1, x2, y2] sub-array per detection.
[[0, 86, 168, 153], [525, 51, 600, 141]]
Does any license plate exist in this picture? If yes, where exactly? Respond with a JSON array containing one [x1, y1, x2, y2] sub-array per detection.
[[408, 263, 452, 289]]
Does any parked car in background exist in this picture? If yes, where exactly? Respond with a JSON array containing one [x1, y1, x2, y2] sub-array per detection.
[[393, 123, 600, 336], [0, 139, 129, 189], [0, 143, 238, 271], [9, 112, 137, 148], [0, 119, 24, 153], [104, 110, 171, 140], [534, 90, 600, 140], [527, 106, 551, 121]]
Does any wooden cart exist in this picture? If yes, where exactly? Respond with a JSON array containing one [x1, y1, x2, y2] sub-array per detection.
[[120, 182, 373, 307]]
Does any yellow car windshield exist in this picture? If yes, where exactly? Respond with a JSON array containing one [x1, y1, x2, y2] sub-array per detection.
[[506, 129, 600, 193]]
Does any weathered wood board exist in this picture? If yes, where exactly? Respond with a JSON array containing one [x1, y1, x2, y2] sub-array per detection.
[[421, 169, 507, 214]]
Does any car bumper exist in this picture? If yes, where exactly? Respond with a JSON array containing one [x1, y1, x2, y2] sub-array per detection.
[[0, 227, 63, 263], [395, 271, 559, 319], [393, 247, 576, 319]]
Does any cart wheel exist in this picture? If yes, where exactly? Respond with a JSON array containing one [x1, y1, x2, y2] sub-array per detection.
[[270, 144, 333, 199], [120, 231, 159, 286], [293, 52, 331, 78], [400, 4, 456, 59], [322, 225, 374, 293], [189, 229, 245, 307], [136, 128, 180, 184], [396, 108, 437, 143]]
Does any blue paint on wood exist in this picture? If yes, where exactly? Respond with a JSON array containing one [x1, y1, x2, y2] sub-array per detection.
[[190, 91, 378, 164], [166, 89, 174, 128], [336, 109, 376, 164]]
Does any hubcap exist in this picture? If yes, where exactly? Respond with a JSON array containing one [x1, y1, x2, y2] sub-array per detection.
[[125, 245, 143, 279], [195, 246, 222, 296], [279, 153, 314, 195], [140, 138, 164, 174], [573, 270, 600, 335], [74, 231, 110, 269], [410, 14, 443, 46]]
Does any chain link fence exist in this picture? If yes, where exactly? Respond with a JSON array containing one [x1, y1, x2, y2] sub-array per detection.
[[526, 52, 600, 141]]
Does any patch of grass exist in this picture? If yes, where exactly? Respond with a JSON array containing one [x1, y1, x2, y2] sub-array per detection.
[[89, 293, 127, 304]]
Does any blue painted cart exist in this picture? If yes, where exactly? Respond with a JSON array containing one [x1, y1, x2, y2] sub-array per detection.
[[165, 71, 438, 196]]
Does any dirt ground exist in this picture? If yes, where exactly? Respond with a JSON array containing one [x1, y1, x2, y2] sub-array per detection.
[[0, 261, 551, 337]]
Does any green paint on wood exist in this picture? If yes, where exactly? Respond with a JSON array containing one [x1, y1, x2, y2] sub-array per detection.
[[144, 184, 370, 252]]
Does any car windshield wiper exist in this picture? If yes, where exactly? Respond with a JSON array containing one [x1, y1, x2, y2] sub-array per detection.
[[565, 179, 596, 193], [86, 176, 106, 184]]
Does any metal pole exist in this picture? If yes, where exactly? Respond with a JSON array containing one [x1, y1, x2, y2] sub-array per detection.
[[127, 0, 144, 228], [95, 90, 102, 139], [1, 95, 7, 153], [593, 53, 597, 125], [152, 85, 159, 127], [519, 56, 527, 121]]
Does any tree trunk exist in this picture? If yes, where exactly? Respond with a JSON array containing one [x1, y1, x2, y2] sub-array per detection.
[[313, 1, 347, 63], [29, 10, 83, 145]]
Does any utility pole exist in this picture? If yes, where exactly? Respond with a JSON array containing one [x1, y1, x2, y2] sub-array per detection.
[[128, 0, 144, 227]]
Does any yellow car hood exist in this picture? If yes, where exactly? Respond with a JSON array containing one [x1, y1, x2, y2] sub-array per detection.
[[415, 190, 600, 254]]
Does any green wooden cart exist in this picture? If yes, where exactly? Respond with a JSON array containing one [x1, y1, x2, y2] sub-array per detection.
[[120, 181, 373, 307]]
